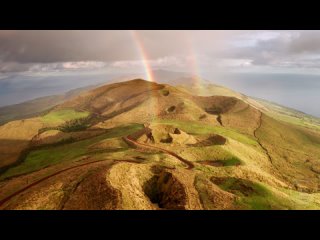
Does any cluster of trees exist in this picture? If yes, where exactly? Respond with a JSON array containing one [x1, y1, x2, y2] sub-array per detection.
[[38, 116, 92, 134], [60, 117, 91, 132]]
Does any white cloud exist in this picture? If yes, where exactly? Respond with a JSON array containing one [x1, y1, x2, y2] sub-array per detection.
[[110, 56, 187, 70], [217, 58, 253, 68], [62, 61, 105, 70], [27, 61, 106, 72]]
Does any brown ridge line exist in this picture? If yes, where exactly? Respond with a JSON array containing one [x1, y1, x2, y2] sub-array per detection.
[[253, 112, 273, 164], [0, 158, 138, 208], [124, 131, 194, 170], [252, 111, 297, 190]]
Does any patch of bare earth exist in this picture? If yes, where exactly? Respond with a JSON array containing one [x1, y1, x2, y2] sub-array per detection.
[[144, 169, 202, 210], [190, 134, 227, 147], [62, 166, 121, 210]]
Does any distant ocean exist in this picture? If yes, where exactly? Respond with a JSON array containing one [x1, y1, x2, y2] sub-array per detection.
[[0, 72, 120, 107], [207, 73, 320, 118], [0, 71, 320, 119]]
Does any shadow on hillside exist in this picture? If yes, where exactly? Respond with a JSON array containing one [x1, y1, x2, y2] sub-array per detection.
[[193, 96, 239, 115], [0, 138, 31, 175], [32, 129, 106, 147], [0, 130, 105, 176]]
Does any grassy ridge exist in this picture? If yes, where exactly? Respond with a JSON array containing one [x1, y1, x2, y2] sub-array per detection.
[[179, 145, 242, 165], [152, 119, 258, 146], [212, 177, 292, 209], [251, 97, 320, 131]]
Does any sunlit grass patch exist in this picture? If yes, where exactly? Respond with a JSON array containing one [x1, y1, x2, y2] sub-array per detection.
[[223, 157, 242, 166], [179, 145, 243, 167], [211, 177, 293, 210], [42, 109, 90, 125]]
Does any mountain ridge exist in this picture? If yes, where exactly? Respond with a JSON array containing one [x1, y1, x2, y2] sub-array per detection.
[[1, 78, 320, 210]]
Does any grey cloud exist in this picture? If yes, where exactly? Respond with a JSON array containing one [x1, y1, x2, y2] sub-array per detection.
[[0, 30, 226, 64], [0, 61, 32, 73], [0, 30, 231, 73], [0, 31, 138, 63], [222, 31, 320, 69], [2, 30, 320, 74], [288, 31, 320, 54]]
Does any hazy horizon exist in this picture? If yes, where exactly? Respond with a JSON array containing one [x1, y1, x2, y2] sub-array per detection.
[[1, 70, 320, 118], [1, 30, 320, 117]]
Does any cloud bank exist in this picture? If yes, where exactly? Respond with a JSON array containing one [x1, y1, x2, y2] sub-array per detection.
[[1, 30, 320, 74]]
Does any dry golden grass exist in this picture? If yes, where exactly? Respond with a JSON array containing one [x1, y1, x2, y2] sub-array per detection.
[[1, 79, 320, 209], [0, 118, 44, 168], [107, 162, 158, 210], [256, 114, 320, 191]]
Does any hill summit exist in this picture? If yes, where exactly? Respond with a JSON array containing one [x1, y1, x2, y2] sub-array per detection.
[[0, 79, 320, 210]]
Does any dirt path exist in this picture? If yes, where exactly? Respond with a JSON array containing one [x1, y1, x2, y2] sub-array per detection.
[[124, 129, 195, 170], [253, 112, 273, 164], [0, 126, 193, 207], [0, 159, 140, 208]]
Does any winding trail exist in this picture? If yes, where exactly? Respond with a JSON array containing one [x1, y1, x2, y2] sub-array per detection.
[[0, 126, 194, 208], [253, 112, 273, 164], [123, 128, 195, 170], [0, 159, 139, 208]]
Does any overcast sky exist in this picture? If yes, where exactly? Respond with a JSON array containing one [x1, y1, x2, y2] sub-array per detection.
[[2, 30, 320, 117], [1, 30, 320, 76]]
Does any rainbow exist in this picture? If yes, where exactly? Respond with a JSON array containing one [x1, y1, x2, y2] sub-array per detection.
[[130, 30, 159, 121], [128, 30, 206, 122], [187, 37, 204, 96], [130, 30, 204, 96], [130, 30, 155, 83]]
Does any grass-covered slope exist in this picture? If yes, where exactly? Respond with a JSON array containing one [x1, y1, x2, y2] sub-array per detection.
[[0, 85, 96, 126], [0, 123, 143, 180], [1, 79, 320, 210], [42, 109, 90, 125]]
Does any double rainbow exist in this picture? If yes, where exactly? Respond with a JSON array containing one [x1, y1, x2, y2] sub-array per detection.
[[129, 30, 204, 121], [130, 30, 155, 83], [130, 30, 158, 121]]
